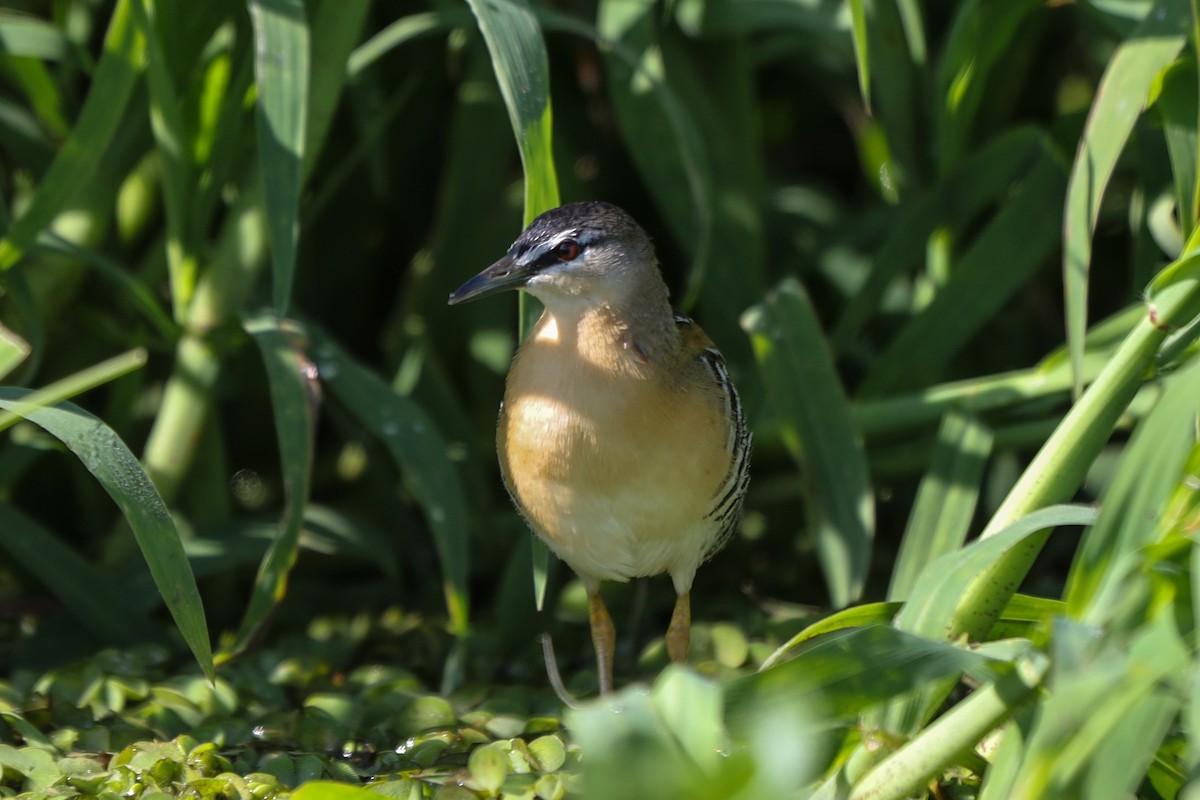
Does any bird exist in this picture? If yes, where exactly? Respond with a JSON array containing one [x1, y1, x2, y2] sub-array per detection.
[[448, 201, 751, 693]]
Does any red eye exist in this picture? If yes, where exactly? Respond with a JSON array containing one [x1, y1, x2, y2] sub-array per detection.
[[554, 240, 580, 261]]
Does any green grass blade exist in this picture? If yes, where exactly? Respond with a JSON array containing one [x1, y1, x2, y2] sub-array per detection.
[[302, 0, 368, 178], [0, 503, 149, 644], [131, 0, 197, 318], [860, 0, 925, 195], [896, 504, 1097, 640], [760, 602, 902, 670], [847, 0, 870, 112], [1011, 615, 1188, 797], [1155, 56, 1199, 237], [0, 389, 213, 680], [348, 12, 465, 78], [34, 232, 181, 346], [861, 149, 1065, 395], [0, 13, 69, 61], [934, 0, 1041, 171], [0, 0, 145, 271], [743, 278, 874, 607], [0, 349, 148, 434], [1062, 0, 1189, 394], [1081, 693, 1178, 800], [878, 504, 1096, 737], [888, 410, 993, 601], [1065, 353, 1200, 617], [765, 591, 1063, 672], [219, 315, 317, 661], [465, 0, 559, 218], [0, 322, 29, 380], [311, 328, 470, 636], [833, 127, 1048, 350], [849, 653, 1047, 800], [466, 0, 558, 608], [248, 0, 309, 317], [595, 1, 766, 348], [962, 259, 1200, 639], [727, 625, 997, 730]]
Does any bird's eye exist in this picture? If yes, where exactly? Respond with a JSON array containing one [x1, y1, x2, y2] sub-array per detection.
[[554, 240, 581, 261]]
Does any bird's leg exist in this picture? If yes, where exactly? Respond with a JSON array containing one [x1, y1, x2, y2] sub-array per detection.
[[587, 590, 616, 694], [667, 591, 691, 663]]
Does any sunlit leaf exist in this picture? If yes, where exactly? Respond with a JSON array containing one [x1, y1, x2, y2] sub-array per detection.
[[0, 389, 212, 680], [743, 278, 873, 607]]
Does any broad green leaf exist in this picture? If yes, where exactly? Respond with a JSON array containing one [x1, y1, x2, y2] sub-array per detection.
[[888, 410, 993, 601], [834, 127, 1049, 350], [850, 652, 1047, 800], [0, 389, 212, 680], [743, 278, 874, 607], [0, 0, 146, 271], [249, 0, 309, 317], [0, 504, 148, 644], [34, 232, 180, 347], [0, 322, 28, 380], [131, 0, 198, 318], [976, 254, 1200, 600], [934, 0, 1042, 171], [861, 149, 1064, 395], [1083, 693, 1178, 800], [4, 57, 69, 139], [466, 0, 559, 610], [897, 505, 1097, 641], [1062, 0, 1189, 395], [878, 505, 1097, 737], [302, 0, 369, 177], [764, 593, 1062, 672], [847, 0, 870, 111], [1155, 56, 1199, 236], [465, 0, 558, 218], [993, 593, 1067, 629], [0, 13, 69, 61], [348, 11, 465, 77], [596, 2, 762, 354], [1010, 614, 1188, 797], [728, 625, 997, 730], [0, 349, 148, 434], [761, 602, 903, 670], [1065, 354, 1200, 617], [855, 0, 925, 196], [220, 315, 317, 661], [568, 666, 761, 799], [310, 328, 469, 635]]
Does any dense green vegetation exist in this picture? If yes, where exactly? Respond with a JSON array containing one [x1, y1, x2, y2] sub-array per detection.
[[1, 0, 1200, 797]]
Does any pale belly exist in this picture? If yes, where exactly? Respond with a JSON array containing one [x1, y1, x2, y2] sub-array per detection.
[[498, 386, 728, 591]]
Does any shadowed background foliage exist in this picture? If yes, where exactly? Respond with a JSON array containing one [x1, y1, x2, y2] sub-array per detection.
[[1, 0, 1200, 798]]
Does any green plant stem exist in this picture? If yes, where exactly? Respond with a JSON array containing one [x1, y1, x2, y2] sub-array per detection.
[[141, 334, 220, 503], [956, 270, 1200, 641], [849, 655, 1048, 800], [141, 191, 267, 504]]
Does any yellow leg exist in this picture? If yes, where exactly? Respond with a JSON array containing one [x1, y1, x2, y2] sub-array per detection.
[[667, 592, 691, 663], [588, 591, 616, 694]]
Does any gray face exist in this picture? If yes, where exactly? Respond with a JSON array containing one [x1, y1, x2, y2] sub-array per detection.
[[448, 202, 652, 308]]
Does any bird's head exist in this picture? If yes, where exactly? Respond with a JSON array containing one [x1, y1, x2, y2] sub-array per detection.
[[448, 201, 660, 312]]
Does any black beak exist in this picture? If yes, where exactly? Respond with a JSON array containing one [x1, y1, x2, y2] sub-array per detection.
[[448, 254, 535, 305]]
